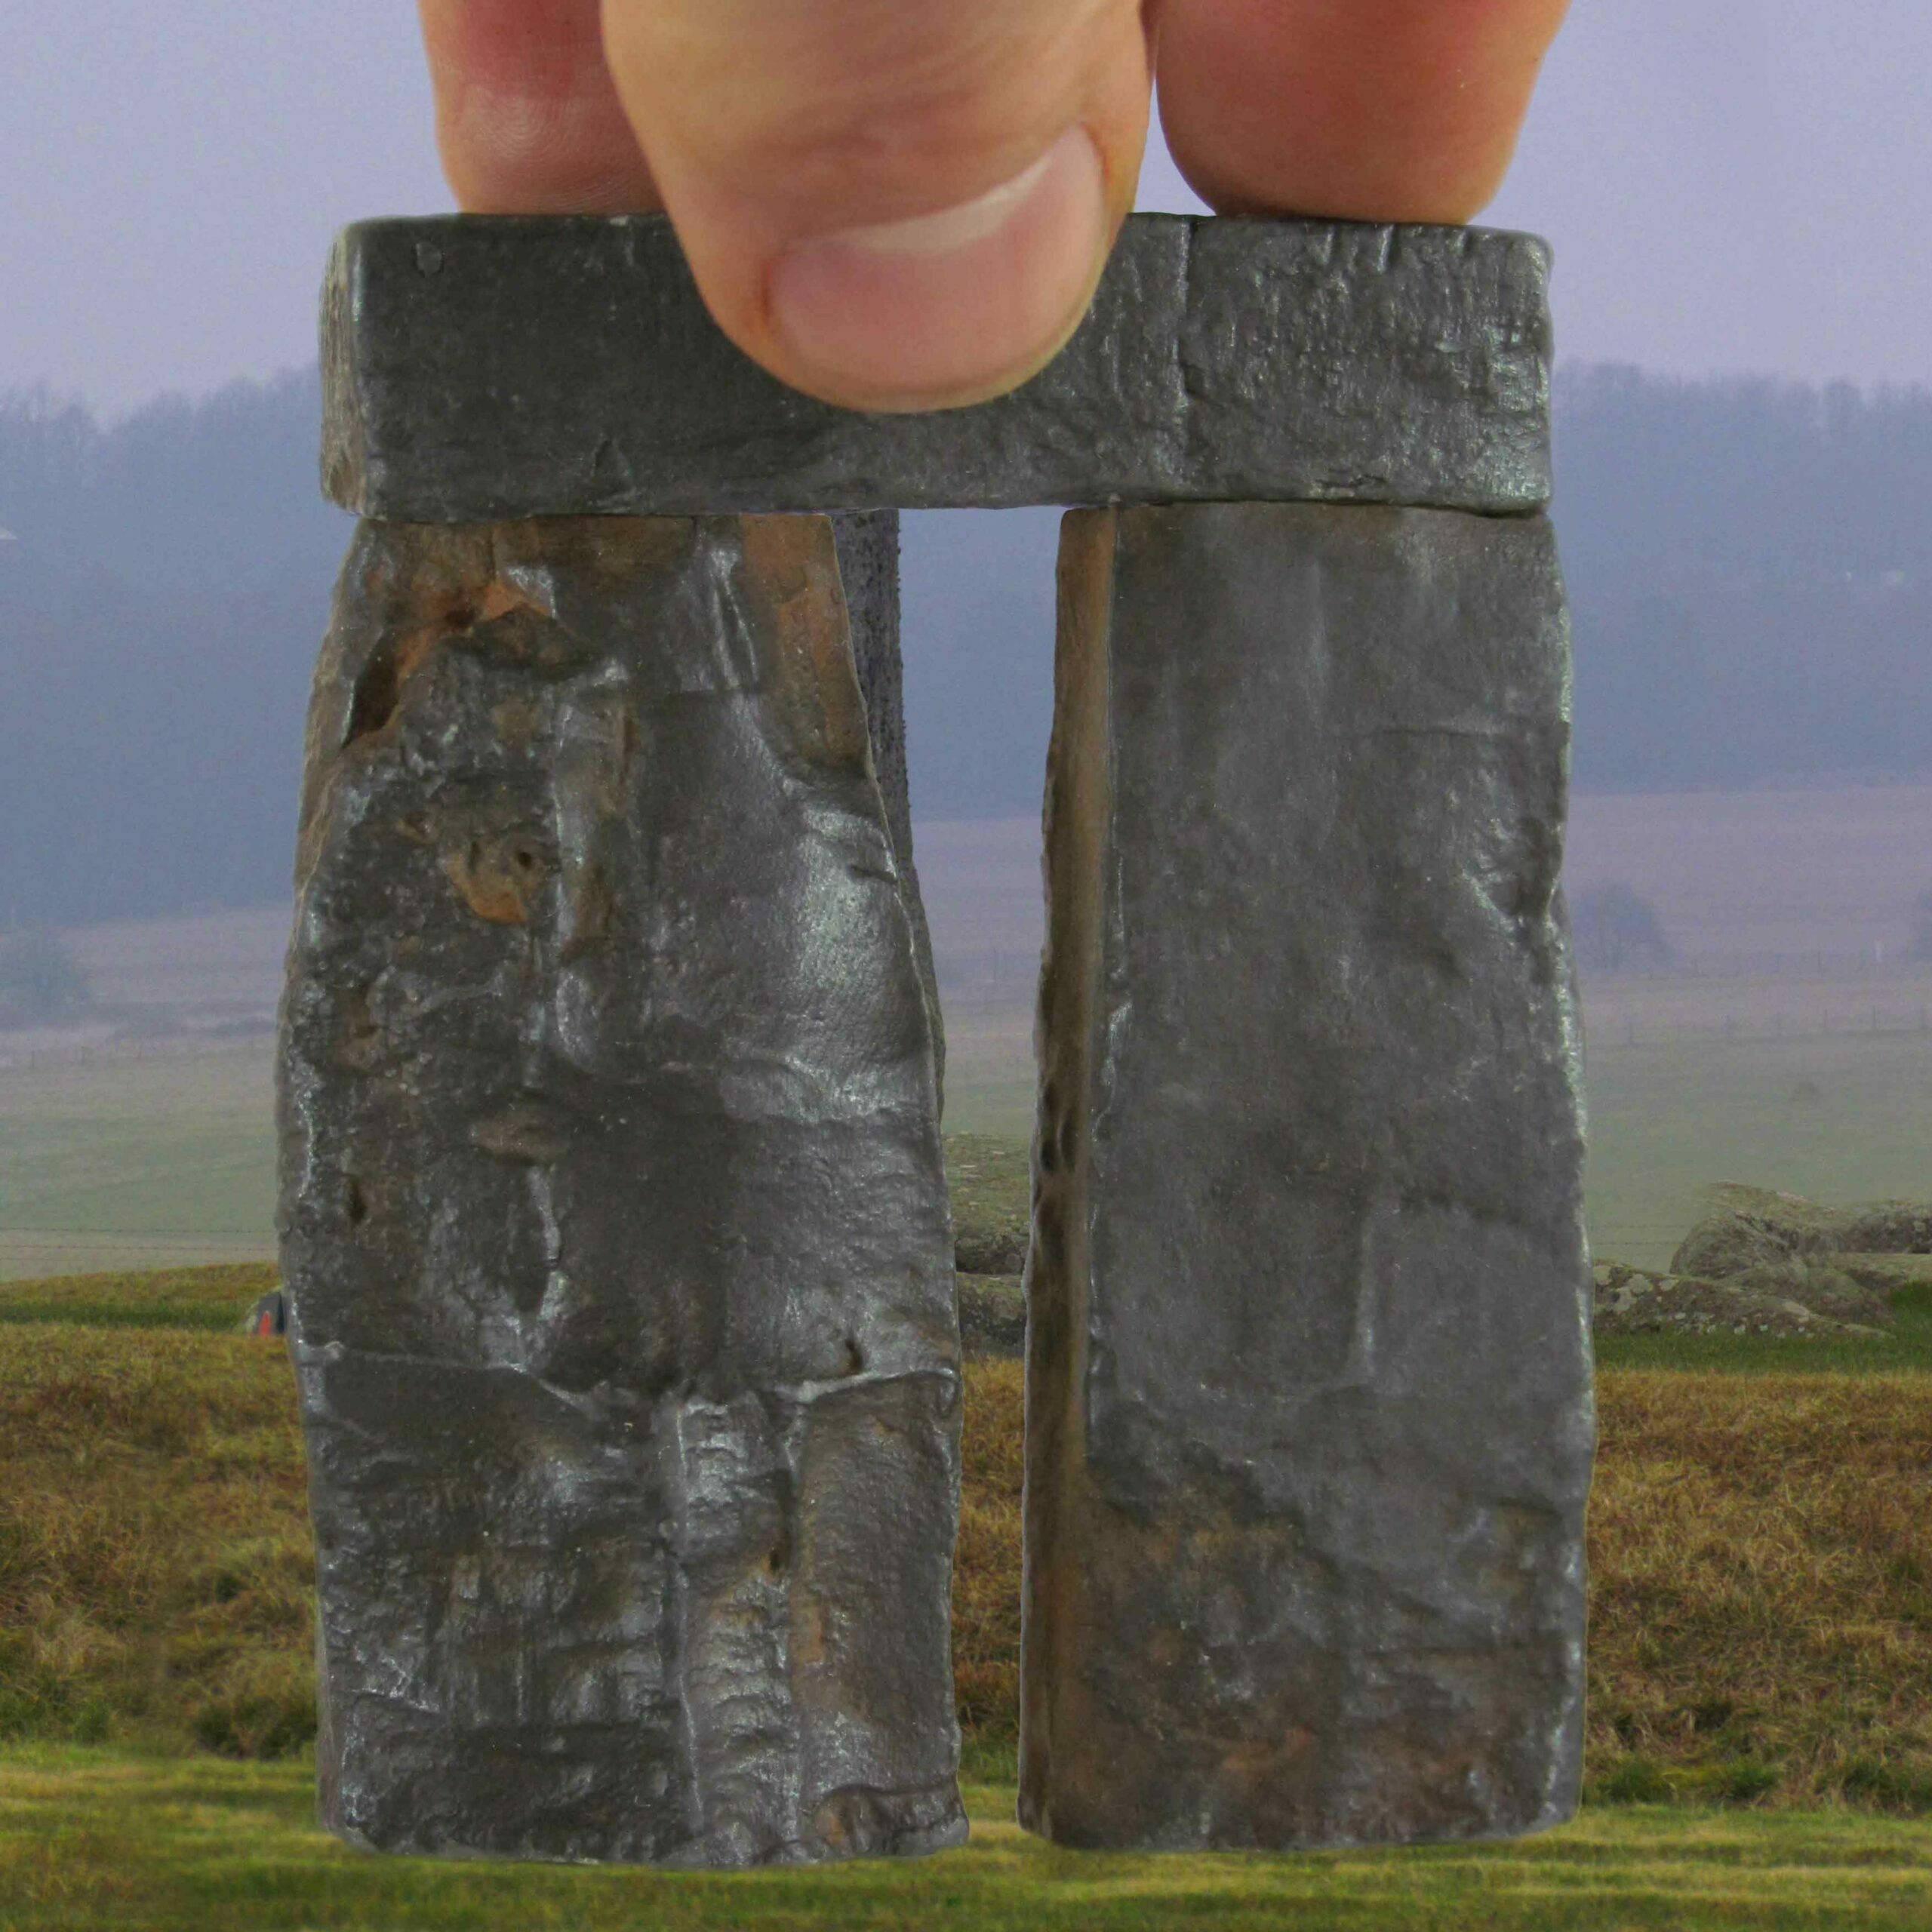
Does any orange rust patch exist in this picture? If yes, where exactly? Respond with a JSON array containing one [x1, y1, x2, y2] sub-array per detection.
[[477, 578, 546, 625], [741, 518, 868, 767], [443, 832, 547, 926], [792, 1593, 829, 1672]]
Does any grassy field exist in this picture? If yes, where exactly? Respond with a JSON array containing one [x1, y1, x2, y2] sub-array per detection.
[[0, 1044, 275, 1280], [2, 1755, 1928, 1930], [0, 1262, 274, 1332], [2, 1305, 1930, 1808], [1, 1273, 1930, 1921], [1584, 1029, 1932, 1270], [9, 1010, 1932, 1275]]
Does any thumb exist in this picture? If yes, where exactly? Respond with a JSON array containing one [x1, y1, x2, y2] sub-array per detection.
[[598, 0, 1151, 411]]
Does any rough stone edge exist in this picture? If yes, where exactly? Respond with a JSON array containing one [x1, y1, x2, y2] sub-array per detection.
[[1017, 507, 1117, 1839], [829, 509, 944, 1109], [277, 513, 968, 1869], [321, 214, 1554, 519], [1017, 504, 1595, 1851]]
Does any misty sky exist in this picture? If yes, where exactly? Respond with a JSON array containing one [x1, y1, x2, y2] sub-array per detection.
[[2, 2, 1928, 415]]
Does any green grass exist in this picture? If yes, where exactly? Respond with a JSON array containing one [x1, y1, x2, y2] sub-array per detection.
[[0, 1303, 245, 1332], [1595, 1283, 1932, 1375], [0, 1263, 276, 1331], [942, 1072, 1038, 1140], [9, 1026, 1932, 1281], [0, 1045, 276, 1280], [946, 1131, 1032, 1272], [0, 1752, 1927, 1930]]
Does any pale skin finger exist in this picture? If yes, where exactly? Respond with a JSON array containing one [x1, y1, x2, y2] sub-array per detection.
[[420, 1, 1568, 409], [418, 0, 659, 213], [420, 0, 1149, 409], [1154, 0, 1572, 221], [598, 0, 1153, 411]]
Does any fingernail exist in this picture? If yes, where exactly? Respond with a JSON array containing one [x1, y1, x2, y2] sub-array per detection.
[[768, 127, 1109, 411]]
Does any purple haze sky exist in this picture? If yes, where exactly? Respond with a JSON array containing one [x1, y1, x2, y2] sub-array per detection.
[[2, 1, 1927, 417]]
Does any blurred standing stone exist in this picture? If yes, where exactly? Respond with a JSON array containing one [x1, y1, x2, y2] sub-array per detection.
[[1021, 503, 1593, 1850], [279, 514, 964, 1867], [294, 205, 1586, 1864]]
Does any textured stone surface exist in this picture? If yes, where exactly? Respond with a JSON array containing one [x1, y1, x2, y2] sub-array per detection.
[[278, 513, 964, 1867], [829, 510, 941, 1101], [1590, 1261, 1887, 1339], [1021, 503, 1594, 1851], [322, 215, 1552, 520]]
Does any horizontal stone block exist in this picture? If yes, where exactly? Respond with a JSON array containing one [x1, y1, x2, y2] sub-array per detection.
[[280, 513, 963, 1867], [1021, 503, 1594, 1851], [322, 215, 1552, 520]]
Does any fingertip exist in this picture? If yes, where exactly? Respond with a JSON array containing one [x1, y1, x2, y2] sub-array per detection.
[[764, 128, 1114, 412], [599, 0, 1150, 410], [418, 0, 660, 214], [1157, 0, 1568, 223]]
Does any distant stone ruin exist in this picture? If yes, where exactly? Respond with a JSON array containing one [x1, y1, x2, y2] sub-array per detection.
[[1593, 1182, 1932, 1337]]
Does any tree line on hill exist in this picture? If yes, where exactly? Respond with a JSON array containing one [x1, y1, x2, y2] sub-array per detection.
[[1, 362, 1929, 925], [1554, 366, 1932, 789]]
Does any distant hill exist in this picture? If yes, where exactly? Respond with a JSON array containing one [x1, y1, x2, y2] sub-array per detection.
[[2, 363, 1928, 922]]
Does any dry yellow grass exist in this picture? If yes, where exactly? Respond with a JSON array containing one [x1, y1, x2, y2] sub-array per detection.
[[1584, 1371, 1932, 1809], [954, 1358, 1024, 1743], [0, 1327, 313, 1755], [2, 1324, 1927, 1812]]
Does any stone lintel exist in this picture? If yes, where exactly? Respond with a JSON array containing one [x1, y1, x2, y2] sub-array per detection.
[[322, 214, 1553, 521]]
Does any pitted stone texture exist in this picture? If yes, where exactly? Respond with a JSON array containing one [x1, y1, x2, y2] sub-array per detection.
[[278, 514, 964, 1867], [1021, 503, 1593, 1852], [322, 215, 1552, 520]]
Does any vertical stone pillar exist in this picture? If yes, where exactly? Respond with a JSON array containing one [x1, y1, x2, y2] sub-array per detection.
[[1021, 503, 1594, 1850], [831, 510, 943, 1102], [279, 513, 964, 1867]]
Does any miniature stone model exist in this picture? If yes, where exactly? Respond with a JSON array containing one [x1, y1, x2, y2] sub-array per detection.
[[284, 211, 1591, 1866], [281, 515, 964, 1866], [1023, 504, 1590, 1848], [323, 216, 1552, 520]]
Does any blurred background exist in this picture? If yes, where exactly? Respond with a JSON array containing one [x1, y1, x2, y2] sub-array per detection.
[[2, 0, 1930, 1277]]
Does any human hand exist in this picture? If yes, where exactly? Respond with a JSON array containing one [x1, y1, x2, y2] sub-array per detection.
[[418, 2, 1568, 412]]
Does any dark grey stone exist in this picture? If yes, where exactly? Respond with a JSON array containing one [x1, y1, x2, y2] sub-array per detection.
[[278, 513, 965, 1868], [829, 510, 941, 1103], [1021, 503, 1594, 1851], [957, 1275, 1026, 1361], [322, 215, 1552, 521]]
